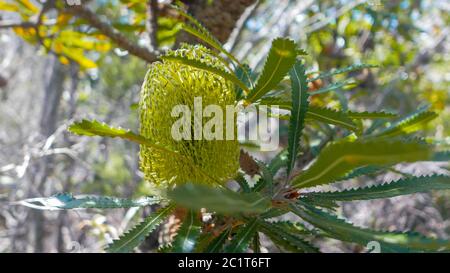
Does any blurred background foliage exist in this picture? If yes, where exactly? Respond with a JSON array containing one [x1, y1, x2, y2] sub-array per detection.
[[0, 0, 448, 252]]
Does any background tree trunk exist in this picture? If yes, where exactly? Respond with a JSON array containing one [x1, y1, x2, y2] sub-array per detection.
[[178, 0, 257, 44]]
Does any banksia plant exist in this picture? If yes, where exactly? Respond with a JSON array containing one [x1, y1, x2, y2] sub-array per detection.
[[139, 44, 239, 188], [19, 6, 450, 253]]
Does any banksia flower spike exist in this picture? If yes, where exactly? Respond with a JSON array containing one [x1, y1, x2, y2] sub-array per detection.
[[139, 44, 240, 188]]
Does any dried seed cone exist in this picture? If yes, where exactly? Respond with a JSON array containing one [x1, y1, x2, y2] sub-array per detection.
[[139, 45, 239, 187]]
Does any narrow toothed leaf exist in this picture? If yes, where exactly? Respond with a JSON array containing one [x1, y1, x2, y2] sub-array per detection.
[[235, 64, 254, 99], [303, 175, 450, 202], [168, 183, 271, 214], [69, 120, 173, 153], [291, 202, 450, 252], [69, 120, 217, 185], [347, 110, 397, 119], [432, 151, 450, 161], [253, 232, 261, 253], [307, 63, 377, 83], [235, 173, 251, 193], [172, 5, 247, 74], [172, 210, 202, 253], [307, 106, 360, 133], [258, 220, 319, 253], [246, 38, 298, 103], [251, 160, 274, 194], [260, 99, 360, 132], [268, 149, 288, 176], [375, 107, 438, 138], [15, 193, 159, 210], [287, 61, 309, 176], [309, 79, 354, 95], [106, 204, 175, 253], [204, 228, 231, 253], [161, 55, 249, 93], [260, 208, 288, 219], [291, 139, 433, 189], [335, 165, 384, 181], [225, 218, 259, 253]]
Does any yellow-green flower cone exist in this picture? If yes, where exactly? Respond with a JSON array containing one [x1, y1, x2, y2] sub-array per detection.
[[139, 45, 239, 187]]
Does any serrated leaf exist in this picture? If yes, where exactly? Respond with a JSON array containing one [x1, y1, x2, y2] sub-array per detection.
[[258, 220, 319, 253], [235, 173, 251, 193], [15, 193, 160, 210], [347, 110, 397, 119], [432, 151, 450, 161], [69, 119, 166, 151], [251, 161, 274, 194], [260, 208, 288, 219], [225, 218, 258, 253], [253, 232, 261, 253], [173, 5, 247, 73], [307, 106, 360, 133], [168, 183, 271, 214], [307, 63, 377, 83], [375, 107, 438, 138], [172, 210, 202, 253], [161, 54, 249, 93], [235, 64, 254, 99], [309, 79, 354, 95], [106, 204, 175, 253], [204, 228, 230, 253], [268, 149, 288, 176], [287, 61, 309, 176], [246, 38, 298, 103], [335, 165, 383, 181], [291, 202, 450, 252], [260, 99, 360, 133], [291, 139, 433, 189], [303, 175, 450, 202], [69, 120, 219, 185]]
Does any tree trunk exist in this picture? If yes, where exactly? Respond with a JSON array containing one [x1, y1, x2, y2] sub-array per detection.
[[177, 0, 257, 44]]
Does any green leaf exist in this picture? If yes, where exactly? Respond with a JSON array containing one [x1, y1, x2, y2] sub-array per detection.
[[168, 183, 271, 214], [69, 120, 219, 184], [307, 106, 360, 133], [291, 202, 450, 252], [225, 218, 259, 253], [172, 210, 202, 253], [172, 5, 246, 72], [260, 208, 288, 219], [433, 151, 450, 161], [287, 61, 309, 176], [258, 220, 319, 253], [235, 173, 251, 193], [204, 228, 230, 253], [260, 99, 360, 132], [15, 193, 160, 210], [375, 107, 438, 138], [253, 232, 261, 253], [291, 139, 433, 189], [309, 79, 355, 95], [161, 54, 249, 93], [303, 175, 450, 202], [307, 63, 377, 83], [246, 38, 298, 103], [335, 165, 383, 181], [106, 204, 175, 253], [268, 149, 288, 176], [235, 64, 254, 99], [347, 110, 397, 119], [68, 119, 169, 152], [252, 161, 273, 194]]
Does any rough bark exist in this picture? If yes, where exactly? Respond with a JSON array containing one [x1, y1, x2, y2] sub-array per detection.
[[178, 0, 257, 44]]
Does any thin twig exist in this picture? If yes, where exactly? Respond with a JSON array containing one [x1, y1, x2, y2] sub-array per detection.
[[64, 5, 159, 63]]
